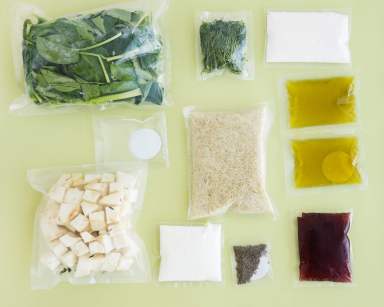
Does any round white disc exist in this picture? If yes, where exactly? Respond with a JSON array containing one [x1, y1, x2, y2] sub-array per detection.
[[128, 128, 162, 160]]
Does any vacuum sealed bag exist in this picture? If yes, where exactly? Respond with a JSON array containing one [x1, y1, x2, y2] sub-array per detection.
[[11, 0, 169, 115], [28, 163, 151, 289], [197, 11, 254, 80], [184, 105, 274, 219]]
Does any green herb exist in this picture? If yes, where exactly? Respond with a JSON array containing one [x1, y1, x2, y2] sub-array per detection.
[[23, 9, 164, 106], [199, 19, 246, 74]]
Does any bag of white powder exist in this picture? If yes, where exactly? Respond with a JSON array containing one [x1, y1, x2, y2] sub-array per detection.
[[266, 11, 351, 63], [184, 105, 274, 220]]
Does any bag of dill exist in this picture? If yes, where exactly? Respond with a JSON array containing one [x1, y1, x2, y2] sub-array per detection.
[[183, 105, 274, 220], [197, 11, 254, 80], [11, 0, 169, 115]]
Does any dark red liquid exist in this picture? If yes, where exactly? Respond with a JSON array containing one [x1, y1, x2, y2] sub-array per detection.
[[298, 213, 351, 283]]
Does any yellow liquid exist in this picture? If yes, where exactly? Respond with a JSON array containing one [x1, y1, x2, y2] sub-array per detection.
[[287, 76, 356, 128], [292, 137, 362, 188]]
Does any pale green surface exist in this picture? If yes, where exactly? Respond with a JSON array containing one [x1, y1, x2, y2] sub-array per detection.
[[0, 0, 383, 306]]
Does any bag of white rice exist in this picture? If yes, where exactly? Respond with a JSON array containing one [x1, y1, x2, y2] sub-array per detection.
[[184, 105, 274, 219]]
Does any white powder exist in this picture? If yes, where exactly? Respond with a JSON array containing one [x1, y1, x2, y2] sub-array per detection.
[[266, 11, 351, 63], [159, 224, 222, 282]]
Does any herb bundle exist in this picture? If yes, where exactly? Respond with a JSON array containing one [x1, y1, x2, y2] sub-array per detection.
[[22, 9, 165, 107], [199, 19, 246, 75]]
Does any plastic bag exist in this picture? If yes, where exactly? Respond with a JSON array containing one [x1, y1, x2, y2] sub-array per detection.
[[266, 10, 351, 63], [94, 111, 169, 167], [196, 11, 254, 80], [297, 212, 352, 284], [28, 162, 151, 289], [280, 73, 358, 130], [184, 105, 274, 219], [158, 224, 222, 283], [11, 0, 169, 115], [284, 128, 367, 193], [232, 244, 272, 285]]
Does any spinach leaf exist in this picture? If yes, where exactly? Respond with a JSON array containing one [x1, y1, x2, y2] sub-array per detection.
[[22, 8, 164, 106]]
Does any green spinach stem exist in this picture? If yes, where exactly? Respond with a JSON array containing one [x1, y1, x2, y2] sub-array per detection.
[[79, 32, 122, 51]]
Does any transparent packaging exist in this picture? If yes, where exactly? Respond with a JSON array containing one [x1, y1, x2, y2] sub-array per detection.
[[265, 10, 351, 64], [28, 162, 151, 289], [158, 223, 223, 283], [183, 104, 274, 219], [296, 211, 353, 286], [11, 0, 169, 115], [196, 11, 254, 80], [94, 111, 169, 167]]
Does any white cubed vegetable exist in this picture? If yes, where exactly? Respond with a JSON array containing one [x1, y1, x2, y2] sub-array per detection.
[[40, 252, 61, 271], [75, 256, 92, 277], [69, 214, 89, 232], [110, 229, 129, 249], [58, 202, 80, 225], [72, 241, 89, 257], [83, 189, 101, 203], [116, 257, 134, 271], [80, 201, 100, 217], [109, 182, 123, 194], [89, 241, 105, 254], [48, 186, 66, 203], [71, 173, 84, 187], [60, 251, 77, 268], [89, 211, 106, 231], [64, 188, 84, 204], [84, 174, 101, 184], [100, 234, 114, 253], [105, 207, 120, 224], [39, 201, 67, 241], [59, 233, 80, 248], [116, 172, 137, 188], [50, 240, 68, 257], [80, 231, 96, 243], [90, 255, 105, 272], [101, 252, 121, 272], [101, 173, 115, 183], [99, 192, 123, 206], [86, 183, 108, 195]]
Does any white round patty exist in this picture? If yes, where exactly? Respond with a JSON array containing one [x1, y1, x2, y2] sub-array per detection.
[[129, 128, 162, 160]]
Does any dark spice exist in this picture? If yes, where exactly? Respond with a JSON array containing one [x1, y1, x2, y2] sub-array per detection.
[[233, 244, 267, 285], [199, 19, 246, 74]]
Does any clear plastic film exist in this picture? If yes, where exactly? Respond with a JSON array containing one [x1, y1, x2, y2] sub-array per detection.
[[94, 111, 169, 167], [11, 0, 170, 115], [183, 104, 274, 220], [196, 11, 254, 80], [28, 162, 151, 289]]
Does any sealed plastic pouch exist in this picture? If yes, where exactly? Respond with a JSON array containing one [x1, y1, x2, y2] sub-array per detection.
[[196, 11, 254, 80], [158, 223, 223, 283], [184, 104, 274, 219], [28, 162, 151, 289], [11, 0, 169, 115], [94, 111, 169, 166], [296, 211, 353, 284], [285, 129, 367, 192], [266, 10, 351, 64], [232, 243, 272, 285]]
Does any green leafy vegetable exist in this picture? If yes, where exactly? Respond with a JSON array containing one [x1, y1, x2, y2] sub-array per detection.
[[23, 9, 164, 106], [199, 19, 246, 74]]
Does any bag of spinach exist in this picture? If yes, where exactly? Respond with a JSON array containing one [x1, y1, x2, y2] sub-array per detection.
[[197, 11, 254, 80], [11, 0, 169, 115]]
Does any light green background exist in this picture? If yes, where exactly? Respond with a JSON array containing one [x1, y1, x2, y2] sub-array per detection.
[[0, 0, 382, 306]]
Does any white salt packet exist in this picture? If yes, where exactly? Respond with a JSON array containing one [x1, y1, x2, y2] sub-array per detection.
[[266, 11, 351, 63], [159, 224, 222, 282]]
